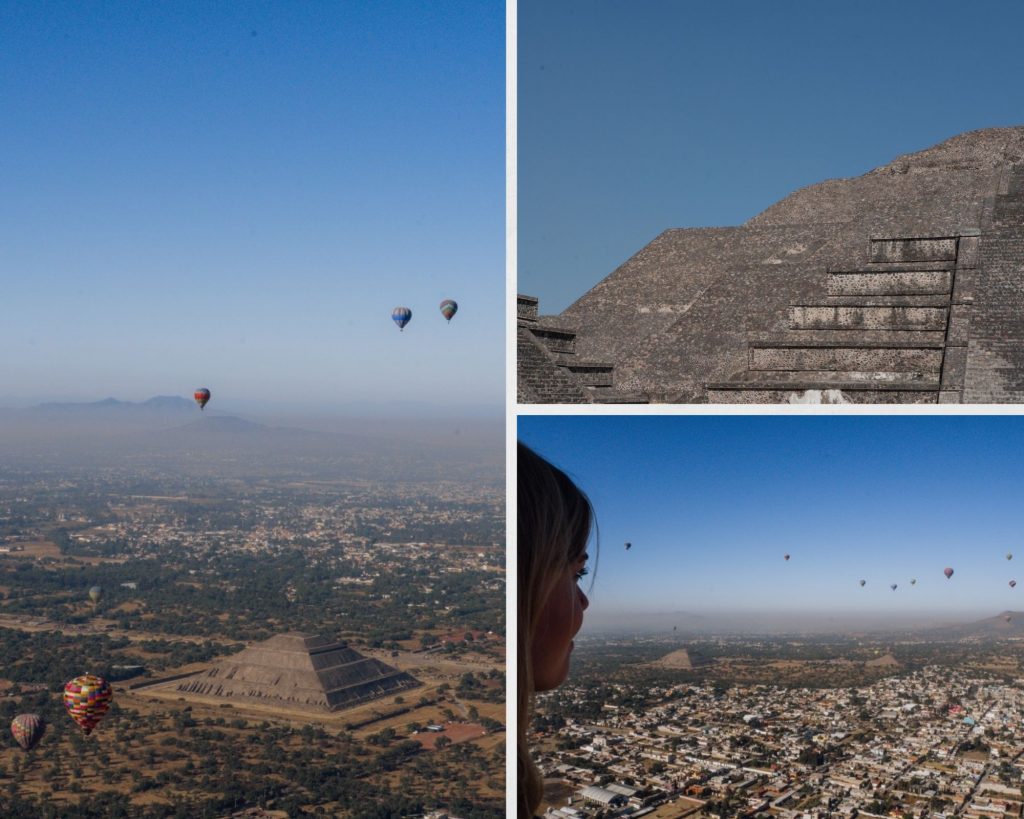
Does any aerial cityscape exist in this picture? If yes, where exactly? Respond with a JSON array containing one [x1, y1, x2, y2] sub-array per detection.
[[0, 400, 505, 817], [535, 632, 1024, 819], [519, 415, 1024, 819]]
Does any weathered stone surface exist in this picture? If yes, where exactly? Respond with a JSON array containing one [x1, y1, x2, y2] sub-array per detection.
[[706, 388, 937, 404], [750, 345, 942, 372], [522, 127, 1024, 403], [869, 238, 957, 264], [789, 305, 948, 331], [826, 270, 952, 296], [517, 326, 591, 403], [518, 294, 538, 321]]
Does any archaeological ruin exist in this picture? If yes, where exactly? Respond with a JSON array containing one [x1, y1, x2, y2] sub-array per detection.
[[158, 632, 420, 713], [518, 127, 1024, 404]]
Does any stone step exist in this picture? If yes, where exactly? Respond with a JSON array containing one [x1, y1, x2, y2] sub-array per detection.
[[854, 260, 954, 272], [559, 362, 613, 388], [824, 294, 951, 307], [789, 305, 948, 331], [517, 294, 539, 322], [528, 326, 577, 355], [749, 344, 942, 373], [750, 330, 946, 345], [589, 390, 648, 404], [707, 384, 938, 404], [735, 368, 940, 384], [827, 269, 952, 296], [869, 237, 957, 264]]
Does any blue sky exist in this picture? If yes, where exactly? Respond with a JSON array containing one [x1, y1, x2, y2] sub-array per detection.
[[1, 1, 503, 413], [518, 0, 1024, 313], [519, 416, 1024, 621]]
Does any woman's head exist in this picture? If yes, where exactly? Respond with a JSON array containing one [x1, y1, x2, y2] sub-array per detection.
[[518, 441, 595, 818]]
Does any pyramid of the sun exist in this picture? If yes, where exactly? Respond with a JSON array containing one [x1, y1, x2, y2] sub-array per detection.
[[519, 126, 1024, 404], [172, 632, 420, 712]]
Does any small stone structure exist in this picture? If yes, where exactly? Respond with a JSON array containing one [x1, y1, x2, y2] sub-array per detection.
[[519, 127, 1024, 403], [169, 632, 419, 712]]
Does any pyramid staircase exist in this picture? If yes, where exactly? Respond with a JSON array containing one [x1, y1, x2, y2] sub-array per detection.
[[518, 295, 647, 403], [707, 235, 978, 404], [170, 632, 420, 712]]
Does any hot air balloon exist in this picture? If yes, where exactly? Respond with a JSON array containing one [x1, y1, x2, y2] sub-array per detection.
[[784, 554, 790, 561], [910, 579, 917, 586], [63, 674, 113, 735], [1011, 580, 1017, 589], [1008, 553, 1014, 561], [1005, 614, 1013, 623], [10, 714, 45, 751], [88, 585, 102, 605], [194, 388, 210, 410], [392, 307, 412, 331], [439, 299, 458, 322], [891, 584, 898, 591], [859, 579, 866, 587], [624, 542, 631, 551], [944, 567, 954, 579]]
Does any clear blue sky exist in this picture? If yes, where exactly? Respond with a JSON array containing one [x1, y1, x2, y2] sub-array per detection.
[[519, 416, 1024, 619], [1, 1, 503, 413], [518, 0, 1024, 313]]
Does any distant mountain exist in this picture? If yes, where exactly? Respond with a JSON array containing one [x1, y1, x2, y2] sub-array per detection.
[[0, 397, 501, 483], [32, 395, 203, 420], [920, 611, 1024, 640]]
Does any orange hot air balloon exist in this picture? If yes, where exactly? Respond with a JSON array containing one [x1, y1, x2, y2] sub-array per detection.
[[63, 674, 113, 735], [194, 388, 211, 410]]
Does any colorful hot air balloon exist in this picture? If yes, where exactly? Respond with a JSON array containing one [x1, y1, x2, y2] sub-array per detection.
[[439, 299, 458, 322], [88, 585, 102, 605], [1011, 580, 1017, 588], [10, 714, 45, 751], [194, 388, 211, 410], [859, 579, 866, 587], [392, 307, 412, 331], [944, 567, 954, 579], [784, 554, 790, 561], [891, 583, 898, 591], [63, 674, 113, 735]]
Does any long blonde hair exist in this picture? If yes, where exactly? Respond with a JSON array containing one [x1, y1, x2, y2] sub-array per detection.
[[518, 441, 594, 819]]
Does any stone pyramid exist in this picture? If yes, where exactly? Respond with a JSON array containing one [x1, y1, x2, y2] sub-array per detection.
[[521, 126, 1024, 404], [174, 632, 420, 712]]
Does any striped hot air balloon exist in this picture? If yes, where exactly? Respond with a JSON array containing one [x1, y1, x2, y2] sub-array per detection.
[[392, 307, 412, 331], [10, 714, 45, 751], [194, 388, 211, 410], [439, 299, 458, 322], [63, 674, 113, 735]]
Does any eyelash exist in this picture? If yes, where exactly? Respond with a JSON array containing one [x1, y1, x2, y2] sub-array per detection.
[[575, 568, 589, 582]]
